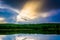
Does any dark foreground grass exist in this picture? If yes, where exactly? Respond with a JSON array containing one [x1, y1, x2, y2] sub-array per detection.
[[0, 23, 60, 34]]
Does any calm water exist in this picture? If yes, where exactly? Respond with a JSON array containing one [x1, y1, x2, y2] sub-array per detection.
[[0, 34, 60, 40]]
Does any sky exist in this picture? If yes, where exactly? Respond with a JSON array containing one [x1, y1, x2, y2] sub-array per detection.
[[0, 34, 60, 40], [0, 0, 60, 24]]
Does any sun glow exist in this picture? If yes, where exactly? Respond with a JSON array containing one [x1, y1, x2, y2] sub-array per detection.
[[16, 0, 43, 22], [0, 0, 50, 23]]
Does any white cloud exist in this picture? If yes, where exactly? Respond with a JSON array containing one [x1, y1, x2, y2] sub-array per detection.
[[0, 17, 5, 21], [0, 17, 7, 24], [39, 13, 50, 18], [16, 1, 43, 22]]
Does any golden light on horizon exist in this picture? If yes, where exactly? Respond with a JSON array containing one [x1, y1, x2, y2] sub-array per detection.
[[16, 0, 43, 22], [0, 17, 5, 21], [0, 17, 7, 24]]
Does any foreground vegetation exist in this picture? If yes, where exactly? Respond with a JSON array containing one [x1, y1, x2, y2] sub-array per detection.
[[0, 23, 60, 34]]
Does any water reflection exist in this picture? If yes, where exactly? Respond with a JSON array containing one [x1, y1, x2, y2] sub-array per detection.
[[0, 34, 60, 40]]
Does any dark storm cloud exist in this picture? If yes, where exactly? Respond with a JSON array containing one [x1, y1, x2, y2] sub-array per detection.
[[3, 0, 60, 12], [3, 0, 27, 9], [42, 0, 60, 12]]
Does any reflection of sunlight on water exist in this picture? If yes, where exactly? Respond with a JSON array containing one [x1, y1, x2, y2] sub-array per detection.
[[14, 34, 60, 40], [0, 34, 60, 40], [0, 35, 6, 40], [16, 36, 35, 40], [15, 34, 37, 40]]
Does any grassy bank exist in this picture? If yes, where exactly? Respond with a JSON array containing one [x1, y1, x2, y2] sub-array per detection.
[[0, 23, 60, 34]]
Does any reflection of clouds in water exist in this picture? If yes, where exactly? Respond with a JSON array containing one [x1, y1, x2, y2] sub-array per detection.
[[2, 35, 15, 40], [0, 34, 60, 40], [15, 34, 49, 40], [0, 35, 6, 40]]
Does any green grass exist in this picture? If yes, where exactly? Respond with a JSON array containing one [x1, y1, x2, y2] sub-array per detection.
[[0, 23, 60, 34]]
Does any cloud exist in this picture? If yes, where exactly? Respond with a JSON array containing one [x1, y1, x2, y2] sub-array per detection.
[[16, 0, 43, 22], [0, 4, 18, 23], [0, 17, 7, 24], [0, 17, 5, 21], [1, 0, 60, 24], [16, 9, 60, 24]]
